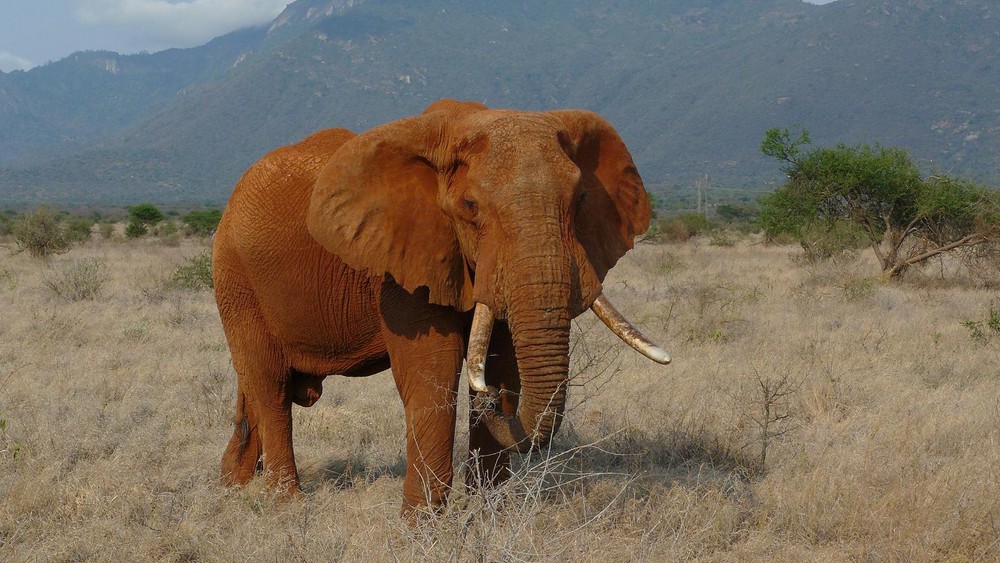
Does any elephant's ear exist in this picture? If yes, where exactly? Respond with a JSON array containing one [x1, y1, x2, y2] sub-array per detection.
[[307, 110, 475, 310], [550, 110, 652, 281]]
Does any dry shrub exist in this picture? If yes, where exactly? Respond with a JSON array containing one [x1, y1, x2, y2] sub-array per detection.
[[43, 258, 109, 301]]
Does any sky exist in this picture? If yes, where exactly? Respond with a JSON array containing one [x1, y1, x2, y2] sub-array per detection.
[[0, 0, 290, 72], [0, 0, 840, 73]]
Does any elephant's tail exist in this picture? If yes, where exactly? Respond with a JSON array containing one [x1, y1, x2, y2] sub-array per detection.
[[235, 393, 251, 457]]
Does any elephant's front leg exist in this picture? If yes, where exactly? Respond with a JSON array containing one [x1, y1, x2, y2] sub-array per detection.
[[467, 320, 520, 488], [379, 280, 465, 515]]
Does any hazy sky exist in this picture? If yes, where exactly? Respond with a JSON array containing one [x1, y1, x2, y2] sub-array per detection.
[[0, 0, 840, 73]]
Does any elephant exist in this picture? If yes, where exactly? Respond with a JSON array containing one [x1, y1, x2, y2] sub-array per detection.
[[211, 99, 670, 515]]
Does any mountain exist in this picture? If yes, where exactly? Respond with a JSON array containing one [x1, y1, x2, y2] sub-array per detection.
[[0, 0, 998, 205]]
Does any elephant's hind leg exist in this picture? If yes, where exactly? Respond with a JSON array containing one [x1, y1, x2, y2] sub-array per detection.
[[220, 321, 299, 494], [216, 266, 300, 494]]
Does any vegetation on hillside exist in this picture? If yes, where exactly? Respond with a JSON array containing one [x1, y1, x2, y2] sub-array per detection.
[[1, 0, 999, 204]]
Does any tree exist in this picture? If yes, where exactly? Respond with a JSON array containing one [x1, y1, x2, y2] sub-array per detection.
[[760, 127, 1000, 279], [126, 203, 164, 238]]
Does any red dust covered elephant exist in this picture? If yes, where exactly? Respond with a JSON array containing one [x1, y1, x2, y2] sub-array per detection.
[[211, 99, 670, 514]]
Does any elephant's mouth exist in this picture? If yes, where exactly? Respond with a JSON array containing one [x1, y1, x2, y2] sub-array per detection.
[[466, 293, 670, 452]]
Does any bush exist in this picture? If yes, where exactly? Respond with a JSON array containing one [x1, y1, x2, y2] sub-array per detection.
[[798, 220, 869, 262], [12, 206, 72, 258], [44, 258, 109, 301], [126, 204, 164, 239], [0, 213, 13, 237], [64, 217, 94, 244], [125, 222, 148, 238], [99, 222, 117, 239], [170, 251, 214, 290], [657, 213, 717, 243], [182, 209, 223, 237]]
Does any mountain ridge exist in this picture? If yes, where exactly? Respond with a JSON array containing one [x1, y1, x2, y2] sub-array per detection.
[[0, 0, 997, 205]]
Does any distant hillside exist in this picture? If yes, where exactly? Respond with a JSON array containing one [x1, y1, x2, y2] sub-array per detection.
[[0, 0, 998, 205]]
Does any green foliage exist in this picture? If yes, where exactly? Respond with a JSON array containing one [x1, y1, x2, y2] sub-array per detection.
[[760, 127, 1000, 277], [961, 301, 1000, 344], [125, 221, 148, 238], [170, 250, 214, 290], [129, 204, 164, 224], [797, 220, 869, 261], [126, 204, 164, 238], [44, 258, 109, 301], [760, 127, 811, 171], [182, 209, 223, 236], [64, 217, 94, 243], [716, 203, 758, 224], [11, 206, 73, 258]]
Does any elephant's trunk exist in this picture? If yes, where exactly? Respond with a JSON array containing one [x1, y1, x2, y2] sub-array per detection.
[[473, 248, 572, 453]]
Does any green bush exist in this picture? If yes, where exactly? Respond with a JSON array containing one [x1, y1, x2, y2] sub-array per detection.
[[182, 209, 223, 237], [12, 206, 72, 258], [798, 220, 869, 261], [64, 217, 94, 243], [126, 204, 164, 239], [44, 258, 109, 301], [125, 221, 148, 238], [961, 300, 1000, 344], [170, 251, 214, 290]]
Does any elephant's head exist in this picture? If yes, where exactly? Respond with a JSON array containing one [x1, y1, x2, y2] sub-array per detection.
[[307, 99, 669, 452]]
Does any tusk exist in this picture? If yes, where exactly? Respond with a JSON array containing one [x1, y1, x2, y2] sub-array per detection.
[[591, 294, 671, 364], [466, 303, 494, 393]]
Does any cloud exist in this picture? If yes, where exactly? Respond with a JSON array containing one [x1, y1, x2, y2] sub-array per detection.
[[75, 0, 288, 50], [0, 50, 34, 72]]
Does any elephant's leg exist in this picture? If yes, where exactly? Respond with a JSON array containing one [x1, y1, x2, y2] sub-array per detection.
[[467, 320, 520, 488], [379, 281, 464, 515], [216, 269, 299, 494]]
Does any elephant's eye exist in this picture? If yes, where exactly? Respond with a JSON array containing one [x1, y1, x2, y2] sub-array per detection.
[[462, 197, 478, 215]]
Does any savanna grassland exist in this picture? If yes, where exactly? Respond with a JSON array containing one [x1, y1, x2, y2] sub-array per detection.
[[0, 230, 998, 561]]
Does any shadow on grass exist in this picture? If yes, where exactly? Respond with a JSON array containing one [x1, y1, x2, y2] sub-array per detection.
[[301, 456, 407, 492]]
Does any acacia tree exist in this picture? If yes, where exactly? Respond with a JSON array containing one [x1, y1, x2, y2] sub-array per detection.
[[759, 128, 1000, 279]]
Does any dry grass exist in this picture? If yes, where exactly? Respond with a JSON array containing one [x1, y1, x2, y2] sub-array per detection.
[[0, 233, 998, 561]]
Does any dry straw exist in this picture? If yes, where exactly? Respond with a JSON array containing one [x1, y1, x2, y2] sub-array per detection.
[[0, 234, 997, 560]]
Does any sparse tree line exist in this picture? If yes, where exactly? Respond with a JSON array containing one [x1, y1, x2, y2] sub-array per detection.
[[0, 204, 222, 258], [4, 127, 998, 284]]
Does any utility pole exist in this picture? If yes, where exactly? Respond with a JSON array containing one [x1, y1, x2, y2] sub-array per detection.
[[696, 173, 709, 216]]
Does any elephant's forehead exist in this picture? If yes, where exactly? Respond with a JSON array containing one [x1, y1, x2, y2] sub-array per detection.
[[460, 110, 561, 144]]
